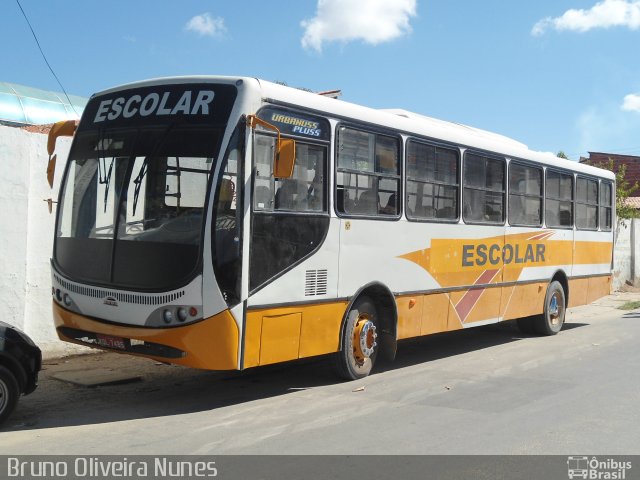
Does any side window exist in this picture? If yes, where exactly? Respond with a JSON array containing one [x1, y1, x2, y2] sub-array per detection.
[[545, 170, 574, 228], [213, 127, 242, 306], [600, 181, 613, 231], [250, 132, 330, 292], [253, 135, 276, 211], [576, 177, 599, 230], [462, 152, 505, 224], [336, 127, 400, 217], [406, 140, 459, 221], [253, 136, 326, 213], [508, 163, 542, 226]]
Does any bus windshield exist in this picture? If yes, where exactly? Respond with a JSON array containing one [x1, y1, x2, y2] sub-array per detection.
[[55, 126, 221, 290]]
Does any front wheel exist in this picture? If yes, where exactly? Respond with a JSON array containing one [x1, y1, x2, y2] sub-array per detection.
[[334, 296, 379, 380], [533, 280, 566, 335], [0, 365, 20, 426]]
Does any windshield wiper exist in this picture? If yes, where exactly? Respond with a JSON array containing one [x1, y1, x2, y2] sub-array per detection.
[[132, 159, 148, 216], [102, 157, 115, 213]]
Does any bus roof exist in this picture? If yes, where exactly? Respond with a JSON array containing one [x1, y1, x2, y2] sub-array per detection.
[[90, 75, 615, 181]]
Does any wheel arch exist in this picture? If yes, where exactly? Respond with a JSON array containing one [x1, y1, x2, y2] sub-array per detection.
[[551, 269, 569, 305], [338, 282, 398, 361]]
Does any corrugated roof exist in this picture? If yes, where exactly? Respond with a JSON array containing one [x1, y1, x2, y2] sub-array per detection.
[[0, 81, 87, 125], [624, 197, 640, 208]]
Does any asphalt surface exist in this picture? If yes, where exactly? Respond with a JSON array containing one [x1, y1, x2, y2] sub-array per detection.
[[1, 292, 639, 455]]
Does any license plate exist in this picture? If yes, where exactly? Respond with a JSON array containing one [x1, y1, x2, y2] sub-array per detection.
[[96, 334, 127, 350]]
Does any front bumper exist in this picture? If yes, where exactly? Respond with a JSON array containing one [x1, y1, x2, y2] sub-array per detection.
[[53, 302, 239, 370]]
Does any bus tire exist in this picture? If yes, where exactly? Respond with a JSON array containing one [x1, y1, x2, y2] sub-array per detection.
[[0, 365, 20, 426], [334, 296, 379, 381], [533, 280, 566, 336]]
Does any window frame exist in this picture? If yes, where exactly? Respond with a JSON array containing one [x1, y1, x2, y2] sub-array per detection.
[[404, 137, 461, 223], [507, 160, 544, 228], [544, 167, 575, 230], [251, 131, 330, 217], [462, 150, 507, 226], [599, 179, 613, 232], [334, 122, 402, 221], [575, 174, 600, 231]]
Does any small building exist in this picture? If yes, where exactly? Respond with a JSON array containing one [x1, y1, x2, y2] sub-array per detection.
[[0, 81, 86, 126]]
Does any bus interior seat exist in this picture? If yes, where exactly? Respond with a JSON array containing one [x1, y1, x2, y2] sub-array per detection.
[[218, 178, 234, 213], [254, 186, 272, 209], [275, 180, 308, 211], [356, 189, 379, 214], [436, 206, 453, 219], [381, 193, 397, 214], [463, 203, 472, 219]]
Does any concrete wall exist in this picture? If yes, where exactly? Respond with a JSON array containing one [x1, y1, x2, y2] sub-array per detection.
[[613, 218, 640, 290], [0, 125, 86, 357]]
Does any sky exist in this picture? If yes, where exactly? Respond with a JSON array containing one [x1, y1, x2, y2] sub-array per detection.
[[2, 0, 640, 160]]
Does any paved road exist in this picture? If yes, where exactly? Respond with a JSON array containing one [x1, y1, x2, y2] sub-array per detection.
[[1, 292, 639, 454]]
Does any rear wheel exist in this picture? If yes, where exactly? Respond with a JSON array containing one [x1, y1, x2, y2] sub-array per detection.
[[0, 366, 20, 426], [533, 280, 566, 335], [334, 296, 379, 381]]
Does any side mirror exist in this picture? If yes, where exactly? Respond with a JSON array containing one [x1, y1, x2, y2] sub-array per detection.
[[274, 139, 296, 178], [46, 120, 77, 188]]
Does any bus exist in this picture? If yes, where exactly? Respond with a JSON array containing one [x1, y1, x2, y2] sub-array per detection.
[[47, 76, 615, 380]]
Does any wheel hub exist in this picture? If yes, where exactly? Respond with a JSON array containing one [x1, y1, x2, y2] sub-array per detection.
[[353, 316, 377, 363], [549, 295, 559, 316]]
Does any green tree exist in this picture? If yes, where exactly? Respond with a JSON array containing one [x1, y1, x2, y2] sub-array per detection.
[[589, 158, 639, 221], [556, 151, 569, 159]]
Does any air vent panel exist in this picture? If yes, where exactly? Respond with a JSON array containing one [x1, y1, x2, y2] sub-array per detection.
[[305, 269, 328, 296]]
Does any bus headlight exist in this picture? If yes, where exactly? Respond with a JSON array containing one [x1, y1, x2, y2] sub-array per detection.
[[63, 293, 72, 307], [177, 307, 188, 322], [163, 309, 174, 324]]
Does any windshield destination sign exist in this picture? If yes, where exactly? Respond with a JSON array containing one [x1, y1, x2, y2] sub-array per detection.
[[94, 90, 215, 123], [80, 83, 238, 130]]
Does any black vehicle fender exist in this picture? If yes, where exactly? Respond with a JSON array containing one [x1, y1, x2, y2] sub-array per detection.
[[0, 352, 28, 394]]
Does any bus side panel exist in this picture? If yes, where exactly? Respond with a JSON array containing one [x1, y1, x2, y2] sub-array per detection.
[[421, 293, 451, 335], [243, 301, 348, 368], [571, 232, 613, 307], [396, 295, 423, 339], [396, 292, 451, 340], [568, 278, 589, 307], [500, 282, 548, 320], [588, 275, 612, 303]]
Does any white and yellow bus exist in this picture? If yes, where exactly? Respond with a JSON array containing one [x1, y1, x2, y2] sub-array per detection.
[[48, 76, 614, 380]]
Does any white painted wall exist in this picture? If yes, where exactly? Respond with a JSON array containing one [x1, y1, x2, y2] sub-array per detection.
[[0, 125, 87, 357], [613, 218, 640, 290]]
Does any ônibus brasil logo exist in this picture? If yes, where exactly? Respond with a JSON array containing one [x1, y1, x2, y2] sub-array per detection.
[[567, 456, 632, 479]]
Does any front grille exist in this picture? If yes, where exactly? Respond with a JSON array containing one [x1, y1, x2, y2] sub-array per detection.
[[54, 274, 185, 306]]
